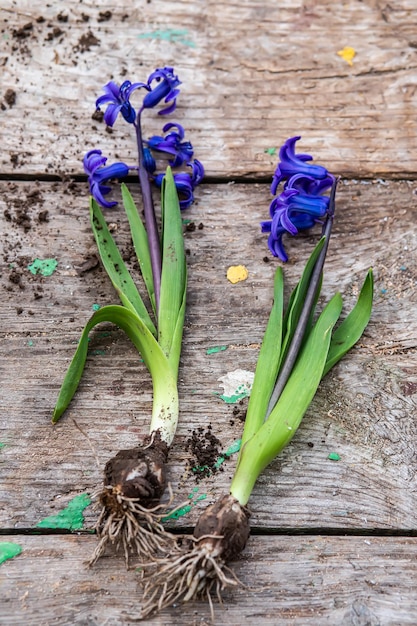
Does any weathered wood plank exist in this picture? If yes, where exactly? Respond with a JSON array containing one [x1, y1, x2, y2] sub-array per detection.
[[1, 179, 416, 530], [1, 534, 417, 625], [1, 0, 417, 177]]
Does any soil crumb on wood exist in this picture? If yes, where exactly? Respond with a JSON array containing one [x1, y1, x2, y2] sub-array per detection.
[[186, 425, 223, 480]]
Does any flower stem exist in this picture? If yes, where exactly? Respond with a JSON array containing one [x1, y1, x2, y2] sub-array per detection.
[[135, 113, 162, 312], [265, 177, 338, 419]]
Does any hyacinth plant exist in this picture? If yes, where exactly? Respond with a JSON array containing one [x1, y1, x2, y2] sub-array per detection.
[[140, 137, 373, 618], [52, 67, 203, 564]]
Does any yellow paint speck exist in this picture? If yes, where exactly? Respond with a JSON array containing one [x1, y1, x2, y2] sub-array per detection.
[[337, 46, 356, 66], [227, 265, 248, 284]]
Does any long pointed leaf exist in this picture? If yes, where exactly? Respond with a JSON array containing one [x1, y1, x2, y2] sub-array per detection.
[[90, 198, 156, 336], [121, 184, 156, 315], [280, 237, 326, 370], [323, 269, 373, 375], [168, 265, 188, 378], [230, 292, 343, 505], [240, 267, 284, 448], [52, 305, 178, 443], [158, 167, 187, 360]]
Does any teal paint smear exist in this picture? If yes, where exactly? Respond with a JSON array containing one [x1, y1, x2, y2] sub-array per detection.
[[27, 258, 58, 276], [214, 439, 242, 469], [0, 542, 22, 565], [264, 147, 277, 155], [138, 29, 196, 48], [92, 303, 101, 311], [206, 345, 228, 355], [218, 382, 251, 404], [328, 452, 341, 461], [162, 504, 192, 522], [188, 487, 199, 499], [162, 487, 208, 522], [36, 493, 91, 530], [0, 442, 6, 450]]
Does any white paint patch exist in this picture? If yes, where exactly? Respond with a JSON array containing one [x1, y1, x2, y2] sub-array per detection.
[[217, 369, 254, 402]]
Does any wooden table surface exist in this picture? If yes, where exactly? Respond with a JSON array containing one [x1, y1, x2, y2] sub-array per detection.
[[1, 1, 417, 624]]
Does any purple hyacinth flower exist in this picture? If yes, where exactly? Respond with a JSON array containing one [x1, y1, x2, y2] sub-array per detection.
[[142, 147, 157, 174], [285, 172, 335, 196], [269, 189, 329, 231], [141, 67, 181, 115], [261, 213, 317, 262], [271, 136, 329, 195], [261, 138, 334, 261], [153, 159, 204, 210], [96, 80, 144, 127], [147, 123, 194, 167], [83, 149, 131, 208]]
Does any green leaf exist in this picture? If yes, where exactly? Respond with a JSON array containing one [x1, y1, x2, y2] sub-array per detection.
[[280, 238, 326, 369], [52, 305, 178, 442], [121, 184, 156, 315], [323, 268, 373, 376], [240, 267, 284, 448], [90, 198, 156, 336], [167, 265, 187, 378], [230, 292, 343, 506], [158, 167, 187, 361]]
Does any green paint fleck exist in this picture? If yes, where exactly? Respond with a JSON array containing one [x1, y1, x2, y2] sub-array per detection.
[[0, 442, 6, 450], [0, 542, 22, 565], [264, 147, 277, 155], [206, 345, 228, 355], [90, 349, 106, 356], [188, 487, 199, 498], [214, 439, 242, 469], [162, 504, 192, 522], [192, 464, 209, 473], [138, 29, 196, 48], [27, 339, 34, 347], [36, 493, 91, 530], [328, 452, 341, 461], [92, 303, 101, 311], [162, 487, 209, 521], [225, 439, 242, 455], [182, 218, 192, 225], [219, 391, 249, 404], [27, 258, 58, 277]]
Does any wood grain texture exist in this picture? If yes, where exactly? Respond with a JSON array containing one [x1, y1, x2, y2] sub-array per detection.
[[1, 0, 417, 178], [1, 180, 416, 531], [2, 5, 417, 621], [1, 534, 417, 625]]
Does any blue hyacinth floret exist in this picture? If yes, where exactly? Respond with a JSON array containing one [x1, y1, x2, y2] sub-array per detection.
[[84, 67, 203, 211], [261, 136, 334, 261]]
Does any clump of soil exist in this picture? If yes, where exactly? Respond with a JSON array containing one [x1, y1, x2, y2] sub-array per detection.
[[74, 30, 100, 52], [4, 89, 16, 108], [232, 399, 247, 422], [186, 425, 222, 480]]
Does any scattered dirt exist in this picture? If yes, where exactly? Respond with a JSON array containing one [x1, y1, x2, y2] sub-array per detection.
[[4, 89, 16, 108], [92, 109, 104, 123], [186, 425, 223, 480], [232, 399, 247, 422], [74, 30, 100, 53], [98, 11, 112, 23]]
